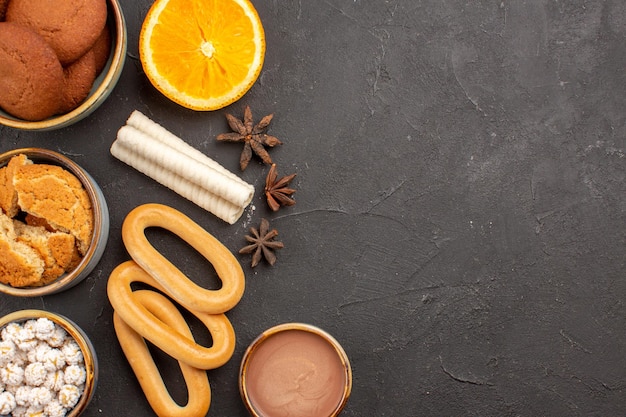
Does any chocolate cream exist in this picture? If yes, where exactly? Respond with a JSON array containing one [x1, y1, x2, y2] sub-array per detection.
[[244, 329, 349, 417]]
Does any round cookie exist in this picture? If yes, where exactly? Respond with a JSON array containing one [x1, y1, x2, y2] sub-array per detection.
[[0, 0, 9, 21], [58, 49, 97, 114], [92, 25, 112, 76], [6, 0, 108, 65], [0, 22, 64, 121]]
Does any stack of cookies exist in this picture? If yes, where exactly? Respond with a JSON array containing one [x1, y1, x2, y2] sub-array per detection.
[[0, 0, 111, 121]]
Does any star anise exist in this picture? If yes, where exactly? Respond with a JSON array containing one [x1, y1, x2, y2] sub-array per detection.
[[239, 218, 284, 267], [216, 105, 282, 171], [265, 163, 296, 212]]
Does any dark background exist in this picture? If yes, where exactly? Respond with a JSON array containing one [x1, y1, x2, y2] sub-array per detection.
[[1, 0, 626, 415]]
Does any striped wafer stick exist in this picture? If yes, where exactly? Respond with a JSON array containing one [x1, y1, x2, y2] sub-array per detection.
[[125, 111, 249, 188], [111, 115, 254, 224], [114, 126, 252, 207]]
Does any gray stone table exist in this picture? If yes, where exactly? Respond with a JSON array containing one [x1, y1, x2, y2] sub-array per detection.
[[1, 1, 625, 416]]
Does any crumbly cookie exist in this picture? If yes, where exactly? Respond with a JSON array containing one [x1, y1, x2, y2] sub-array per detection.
[[0, 154, 31, 217], [0, 22, 64, 121], [24, 214, 55, 232], [58, 49, 97, 115], [6, 0, 108, 65], [13, 163, 93, 255], [0, 213, 45, 287], [92, 25, 112, 76], [13, 221, 78, 285]]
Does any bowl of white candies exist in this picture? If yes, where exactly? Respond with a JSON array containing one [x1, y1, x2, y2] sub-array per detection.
[[0, 310, 97, 416]]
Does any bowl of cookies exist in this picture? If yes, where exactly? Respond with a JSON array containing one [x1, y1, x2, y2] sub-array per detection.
[[0, 148, 109, 296], [0, 0, 127, 131], [0, 309, 98, 416]]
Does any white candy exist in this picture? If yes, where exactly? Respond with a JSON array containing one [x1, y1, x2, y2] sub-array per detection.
[[15, 328, 37, 352], [27, 343, 51, 364], [58, 384, 81, 409], [0, 391, 15, 415], [44, 400, 67, 417], [1, 363, 24, 386], [28, 386, 52, 408], [24, 363, 47, 387], [1, 323, 20, 344], [0, 341, 16, 368], [44, 370, 65, 393], [21, 321, 36, 335], [42, 349, 66, 372], [61, 341, 83, 366], [63, 364, 86, 386], [46, 327, 67, 348], [33, 319, 56, 342], [14, 385, 31, 406]]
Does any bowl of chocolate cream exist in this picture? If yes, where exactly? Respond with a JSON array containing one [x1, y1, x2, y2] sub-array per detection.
[[239, 323, 352, 417]]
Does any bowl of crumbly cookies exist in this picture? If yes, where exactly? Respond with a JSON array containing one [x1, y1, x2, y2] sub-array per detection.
[[0, 309, 98, 416], [0, 148, 109, 296], [0, 0, 127, 131]]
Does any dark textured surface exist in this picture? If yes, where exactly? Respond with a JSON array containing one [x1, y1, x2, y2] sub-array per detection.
[[1, 1, 626, 416]]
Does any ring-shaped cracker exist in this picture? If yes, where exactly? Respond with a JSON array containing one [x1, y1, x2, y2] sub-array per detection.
[[113, 297, 211, 417], [108, 260, 236, 370], [122, 203, 245, 314]]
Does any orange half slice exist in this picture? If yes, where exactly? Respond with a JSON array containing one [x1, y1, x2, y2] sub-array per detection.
[[139, 0, 265, 110]]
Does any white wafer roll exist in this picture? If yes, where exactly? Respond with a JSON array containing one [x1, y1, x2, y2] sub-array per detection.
[[126, 110, 248, 187], [111, 134, 246, 224], [111, 126, 252, 224], [114, 126, 253, 208]]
